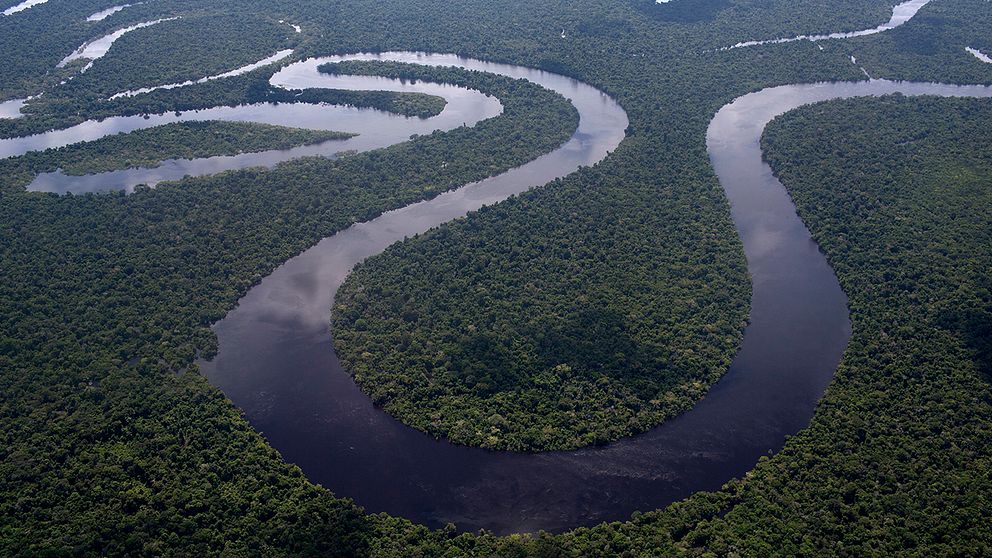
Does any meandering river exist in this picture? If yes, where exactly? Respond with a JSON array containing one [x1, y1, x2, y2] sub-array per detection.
[[196, 56, 992, 532], [14, 56, 502, 193], [6, 46, 990, 534]]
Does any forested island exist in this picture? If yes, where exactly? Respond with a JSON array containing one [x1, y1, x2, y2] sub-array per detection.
[[1, 0, 991, 555], [2, 68, 446, 140], [0, 121, 353, 190]]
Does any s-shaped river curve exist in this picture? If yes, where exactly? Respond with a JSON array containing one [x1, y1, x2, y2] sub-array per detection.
[[197, 57, 991, 532], [11, 55, 507, 194]]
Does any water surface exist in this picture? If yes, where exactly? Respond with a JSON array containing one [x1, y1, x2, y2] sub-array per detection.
[[58, 18, 179, 71], [725, 0, 931, 49], [87, 4, 139, 22], [967, 47, 992, 64], [15, 55, 501, 193], [199, 53, 628, 534], [0, 98, 26, 119], [2, 0, 48, 16], [203, 76, 992, 534], [110, 49, 296, 99], [17, 42, 990, 534]]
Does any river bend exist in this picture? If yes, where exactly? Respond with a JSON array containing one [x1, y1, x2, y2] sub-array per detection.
[[9, 55, 504, 194], [204, 73, 992, 534], [11, 48, 991, 534]]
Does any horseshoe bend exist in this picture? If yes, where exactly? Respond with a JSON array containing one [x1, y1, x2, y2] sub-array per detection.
[[1, 0, 991, 555]]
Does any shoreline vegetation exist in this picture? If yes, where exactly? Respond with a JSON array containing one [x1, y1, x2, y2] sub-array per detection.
[[0, 121, 354, 191], [1, 0, 990, 554]]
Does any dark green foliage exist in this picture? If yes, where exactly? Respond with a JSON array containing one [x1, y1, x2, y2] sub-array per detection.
[[637, 0, 732, 24], [0, 60, 576, 555], [0, 0, 122, 98], [0, 363, 372, 557], [360, 94, 992, 558], [825, 0, 992, 83], [667, 94, 992, 557], [63, 13, 295, 97], [2, 0, 992, 554], [2, 61, 446, 140], [333, 152, 747, 452]]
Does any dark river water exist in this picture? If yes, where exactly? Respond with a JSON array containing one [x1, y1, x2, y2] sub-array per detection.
[[9, 51, 990, 533], [202, 74, 992, 534]]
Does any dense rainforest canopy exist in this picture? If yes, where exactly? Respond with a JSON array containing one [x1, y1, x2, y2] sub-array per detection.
[[0, 0, 991, 555], [332, 137, 747, 452]]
